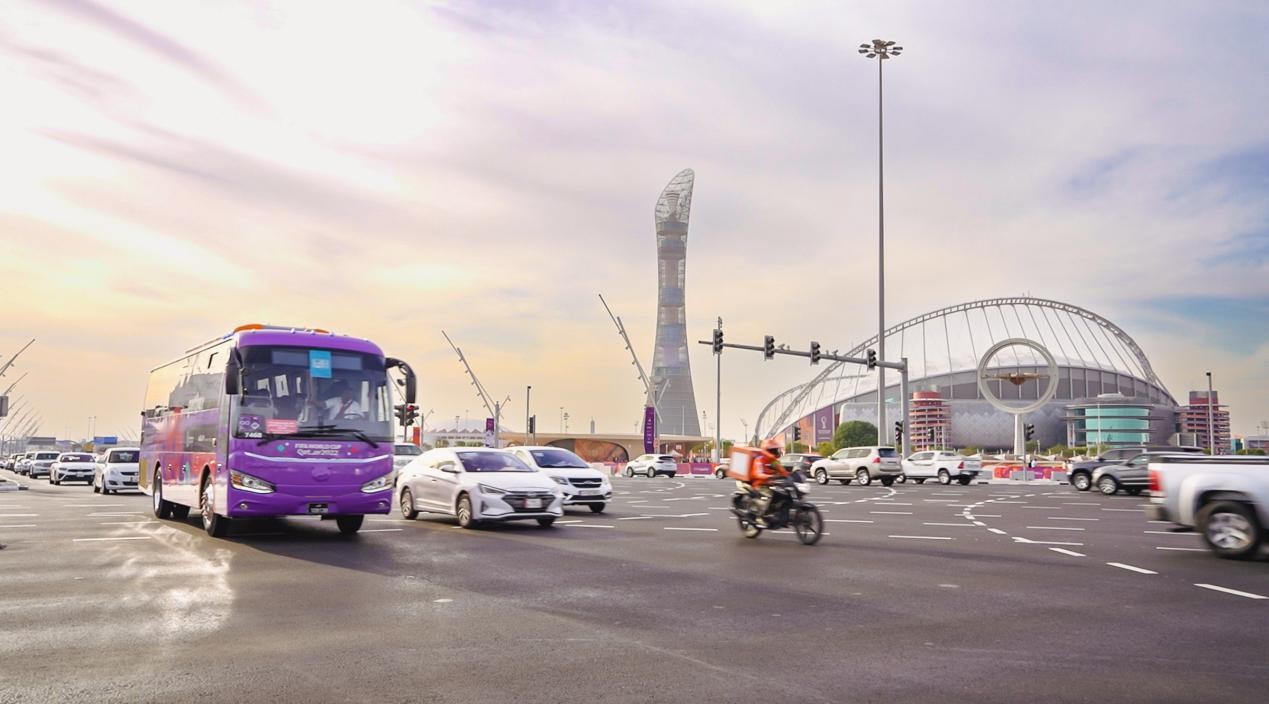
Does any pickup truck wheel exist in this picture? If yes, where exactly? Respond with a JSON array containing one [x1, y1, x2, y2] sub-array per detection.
[[913, 478, 926, 485], [937, 470, 951, 485], [1097, 476, 1119, 495], [957, 476, 972, 486], [1071, 473, 1091, 491], [815, 469, 828, 485], [854, 469, 871, 486], [1198, 501, 1262, 560]]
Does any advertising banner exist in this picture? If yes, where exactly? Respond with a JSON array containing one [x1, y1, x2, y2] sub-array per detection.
[[813, 407, 835, 447], [642, 406, 656, 453], [484, 418, 495, 447]]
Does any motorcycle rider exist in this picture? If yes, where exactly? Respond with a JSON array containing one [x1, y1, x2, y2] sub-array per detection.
[[750, 438, 791, 527]]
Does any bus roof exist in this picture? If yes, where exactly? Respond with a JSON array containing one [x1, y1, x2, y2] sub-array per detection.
[[236, 328, 383, 357]]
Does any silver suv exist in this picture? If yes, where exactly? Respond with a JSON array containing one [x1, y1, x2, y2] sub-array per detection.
[[809, 446, 903, 486]]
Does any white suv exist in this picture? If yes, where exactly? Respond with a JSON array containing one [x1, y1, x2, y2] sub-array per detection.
[[809, 446, 903, 486], [510, 446, 612, 513], [624, 454, 678, 478], [50, 452, 97, 485]]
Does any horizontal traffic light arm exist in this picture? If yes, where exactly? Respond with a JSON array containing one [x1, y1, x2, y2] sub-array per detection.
[[696, 340, 907, 371]]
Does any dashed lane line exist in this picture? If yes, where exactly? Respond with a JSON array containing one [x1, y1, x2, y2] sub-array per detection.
[[1049, 548, 1085, 557], [0, 513, 37, 517], [98, 521, 158, 525], [663, 527, 718, 532], [359, 528, 405, 533], [1012, 537, 1083, 546], [1107, 562, 1157, 575], [1102, 508, 1139, 512], [825, 519, 873, 523], [1046, 517, 1099, 521], [562, 524, 615, 529], [71, 536, 153, 542], [889, 535, 954, 541], [1194, 584, 1267, 600], [0, 524, 37, 528], [1063, 502, 1099, 506], [1156, 547, 1206, 552], [617, 516, 654, 520], [987, 528, 1008, 535], [1144, 531, 1197, 536], [870, 511, 913, 515], [1026, 526, 1086, 531], [922, 522, 977, 527]]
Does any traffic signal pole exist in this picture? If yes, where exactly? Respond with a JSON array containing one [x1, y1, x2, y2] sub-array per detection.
[[701, 336, 910, 457]]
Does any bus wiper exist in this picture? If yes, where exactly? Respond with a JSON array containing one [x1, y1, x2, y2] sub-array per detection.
[[289, 425, 381, 448]]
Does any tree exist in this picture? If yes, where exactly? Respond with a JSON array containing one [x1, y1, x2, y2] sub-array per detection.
[[436, 439, 450, 447], [960, 445, 980, 456], [833, 421, 878, 450], [1045, 444, 1068, 456], [816, 441, 835, 456], [1236, 448, 1266, 456]]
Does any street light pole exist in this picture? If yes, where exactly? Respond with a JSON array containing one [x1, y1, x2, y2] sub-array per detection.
[[1206, 371, 1215, 454], [859, 38, 902, 446], [714, 316, 722, 463], [525, 385, 532, 446]]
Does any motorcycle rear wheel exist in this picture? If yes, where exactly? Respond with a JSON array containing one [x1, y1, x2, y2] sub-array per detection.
[[738, 516, 763, 539], [793, 505, 824, 546]]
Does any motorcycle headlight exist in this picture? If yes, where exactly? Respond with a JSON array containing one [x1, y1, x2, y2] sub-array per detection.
[[551, 476, 570, 486], [361, 474, 393, 493], [478, 483, 507, 495], [230, 470, 275, 494]]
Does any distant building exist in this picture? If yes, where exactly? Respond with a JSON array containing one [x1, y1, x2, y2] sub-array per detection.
[[1178, 390, 1231, 453], [422, 420, 487, 448], [650, 169, 701, 437], [1245, 435, 1269, 451], [909, 391, 950, 451], [1063, 393, 1175, 448]]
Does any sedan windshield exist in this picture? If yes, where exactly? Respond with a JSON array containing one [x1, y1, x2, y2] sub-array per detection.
[[108, 451, 139, 463], [529, 449, 589, 469], [60, 454, 94, 462], [394, 445, 422, 456], [457, 452, 534, 472]]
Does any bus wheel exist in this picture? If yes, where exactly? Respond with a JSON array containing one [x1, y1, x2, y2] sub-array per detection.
[[200, 477, 231, 537], [152, 472, 173, 520], [336, 515, 364, 535]]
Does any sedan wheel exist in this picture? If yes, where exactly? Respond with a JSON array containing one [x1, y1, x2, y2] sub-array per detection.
[[624, 467, 634, 478], [400, 488, 419, 520], [456, 494, 477, 529]]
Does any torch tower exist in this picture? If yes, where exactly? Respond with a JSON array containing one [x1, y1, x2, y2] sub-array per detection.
[[651, 168, 701, 437]]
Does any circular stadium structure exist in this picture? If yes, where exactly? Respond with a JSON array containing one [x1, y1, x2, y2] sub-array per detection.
[[755, 297, 1179, 452]]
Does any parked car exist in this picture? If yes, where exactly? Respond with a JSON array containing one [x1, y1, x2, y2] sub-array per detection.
[[624, 454, 678, 478], [15, 451, 36, 475], [27, 451, 60, 479], [809, 446, 903, 486], [509, 446, 612, 513], [397, 447, 564, 528], [49, 452, 97, 485], [1068, 445, 1203, 491], [1147, 454, 1269, 559], [392, 442, 422, 485], [94, 447, 140, 494], [2, 454, 16, 470], [902, 451, 981, 485]]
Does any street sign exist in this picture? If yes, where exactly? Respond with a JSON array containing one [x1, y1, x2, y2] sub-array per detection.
[[93, 436, 119, 445]]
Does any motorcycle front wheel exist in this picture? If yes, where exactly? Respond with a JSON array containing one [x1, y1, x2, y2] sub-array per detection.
[[793, 505, 824, 546], [738, 515, 763, 539]]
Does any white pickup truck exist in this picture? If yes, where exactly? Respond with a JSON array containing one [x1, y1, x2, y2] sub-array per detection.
[[1147, 454, 1269, 560]]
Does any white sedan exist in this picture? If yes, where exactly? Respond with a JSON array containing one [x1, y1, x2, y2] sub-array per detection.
[[50, 452, 97, 485], [94, 447, 141, 494], [508, 446, 613, 513], [397, 447, 564, 529]]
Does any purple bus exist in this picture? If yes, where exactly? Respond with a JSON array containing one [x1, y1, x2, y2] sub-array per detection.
[[139, 324, 416, 537]]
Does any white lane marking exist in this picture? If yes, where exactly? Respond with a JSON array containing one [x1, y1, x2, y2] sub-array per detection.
[[676, 513, 709, 518], [359, 528, 404, 533], [1156, 547, 1206, 552], [1148, 520, 1172, 524], [72, 536, 153, 542], [0, 513, 37, 517], [563, 524, 615, 529], [1013, 537, 1083, 546], [930, 491, 967, 495], [555, 520, 583, 524], [872, 501, 913, 505], [0, 524, 37, 528], [993, 501, 1026, 504], [1107, 562, 1157, 575], [1026, 526, 1086, 531], [98, 521, 158, 525], [1019, 506, 1064, 510], [664, 527, 717, 532], [1046, 517, 1099, 521], [1049, 547, 1085, 557], [870, 511, 913, 515], [433, 598, 453, 603], [1102, 508, 1139, 512], [972, 521, 986, 526], [974, 514, 1002, 518], [1063, 502, 1099, 506], [889, 535, 954, 541], [923, 499, 961, 503], [825, 519, 873, 523], [1136, 504, 1153, 508], [1144, 531, 1196, 536], [617, 516, 654, 520], [63, 503, 124, 507], [628, 505, 669, 509], [923, 522, 977, 527], [87, 512, 144, 516], [1195, 584, 1267, 600], [987, 528, 1007, 535], [707, 507, 733, 510]]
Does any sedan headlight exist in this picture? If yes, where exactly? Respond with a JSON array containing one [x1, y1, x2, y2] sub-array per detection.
[[551, 476, 570, 486], [230, 470, 275, 494], [361, 474, 393, 493], [477, 483, 507, 495]]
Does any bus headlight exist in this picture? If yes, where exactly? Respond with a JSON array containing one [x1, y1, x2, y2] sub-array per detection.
[[361, 474, 393, 493], [230, 470, 275, 494]]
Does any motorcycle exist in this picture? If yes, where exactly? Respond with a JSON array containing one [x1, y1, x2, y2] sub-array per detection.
[[731, 469, 824, 545]]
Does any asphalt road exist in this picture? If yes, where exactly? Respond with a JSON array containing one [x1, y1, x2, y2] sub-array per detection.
[[2, 469, 1266, 704]]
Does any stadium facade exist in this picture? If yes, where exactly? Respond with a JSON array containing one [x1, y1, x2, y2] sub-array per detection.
[[756, 297, 1187, 452], [651, 169, 701, 436]]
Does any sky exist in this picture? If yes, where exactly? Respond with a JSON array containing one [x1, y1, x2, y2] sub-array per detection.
[[2, 0, 1267, 443]]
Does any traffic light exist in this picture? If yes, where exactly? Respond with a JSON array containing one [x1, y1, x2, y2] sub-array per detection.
[[393, 404, 406, 425], [402, 404, 419, 427], [1024, 423, 1035, 441], [528, 415, 536, 434], [809, 341, 821, 365], [763, 335, 775, 360], [712, 328, 724, 354], [866, 349, 877, 369], [793, 426, 802, 442], [894, 421, 903, 443], [927, 427, 935, 442]]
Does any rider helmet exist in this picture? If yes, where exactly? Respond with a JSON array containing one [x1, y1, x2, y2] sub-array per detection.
[[761, 438, 783, 457]]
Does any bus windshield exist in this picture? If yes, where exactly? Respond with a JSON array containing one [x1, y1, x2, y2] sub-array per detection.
[[231, 345, 393, 441]]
